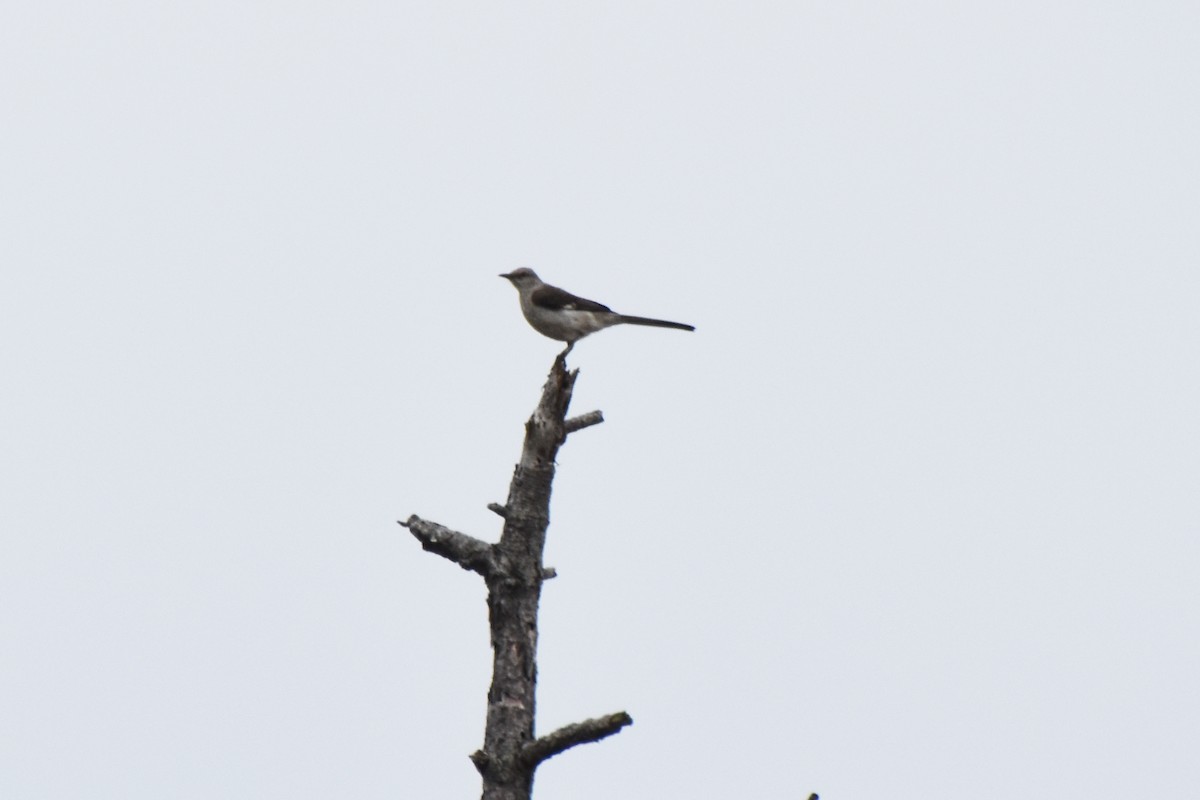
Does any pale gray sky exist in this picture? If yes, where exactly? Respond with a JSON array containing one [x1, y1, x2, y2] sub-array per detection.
[[3, 2, 1198, 798]]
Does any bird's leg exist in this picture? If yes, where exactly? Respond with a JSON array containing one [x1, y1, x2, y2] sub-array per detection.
[[560, 341, 574, 358]]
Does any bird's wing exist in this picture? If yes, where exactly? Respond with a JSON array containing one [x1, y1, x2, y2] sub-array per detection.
[[530, 284, 612, 313]]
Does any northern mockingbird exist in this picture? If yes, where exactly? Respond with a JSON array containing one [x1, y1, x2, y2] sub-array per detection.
[[500, 268, 694, 354]]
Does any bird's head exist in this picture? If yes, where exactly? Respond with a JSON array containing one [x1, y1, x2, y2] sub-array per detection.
[[499, 267, 540, 289]]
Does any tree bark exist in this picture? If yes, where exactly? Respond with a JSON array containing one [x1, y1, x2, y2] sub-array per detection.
[[401, 353, 630, 800]]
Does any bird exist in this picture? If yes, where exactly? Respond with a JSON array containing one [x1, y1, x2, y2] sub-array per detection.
[[500, 268, 694, 355]]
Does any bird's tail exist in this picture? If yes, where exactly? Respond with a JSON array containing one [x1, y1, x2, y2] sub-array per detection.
[[616, 314, 695, 332]]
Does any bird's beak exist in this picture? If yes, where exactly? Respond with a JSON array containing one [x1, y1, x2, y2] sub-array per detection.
[[499, 272, 512, 280]]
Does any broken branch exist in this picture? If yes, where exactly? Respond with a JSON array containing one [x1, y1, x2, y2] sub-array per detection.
[[400, 515, 495, 576], [521, 712, 633, 768]]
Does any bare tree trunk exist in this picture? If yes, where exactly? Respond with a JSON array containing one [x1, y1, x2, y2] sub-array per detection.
[[401, 354, 631, 800]]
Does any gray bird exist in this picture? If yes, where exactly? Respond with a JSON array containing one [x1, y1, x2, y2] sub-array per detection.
[[500, 268, 694, 355]]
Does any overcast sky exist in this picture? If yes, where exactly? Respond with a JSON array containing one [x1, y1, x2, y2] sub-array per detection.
[[3, 2, 1198, 798]]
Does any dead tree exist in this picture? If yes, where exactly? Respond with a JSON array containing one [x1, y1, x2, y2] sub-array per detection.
[[400, 353, 632, 800]]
